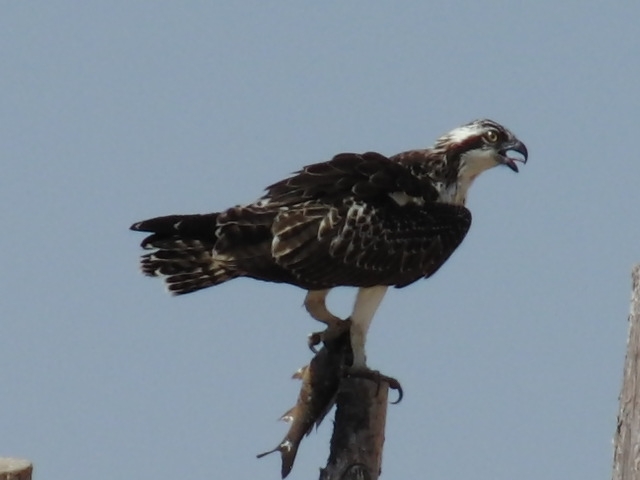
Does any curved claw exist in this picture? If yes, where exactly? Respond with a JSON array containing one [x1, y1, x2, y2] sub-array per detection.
[[345, 368, 404, 404], [307, 332, 323, 353], [387, 377, 403, 404], [307, 318, 351, 354]]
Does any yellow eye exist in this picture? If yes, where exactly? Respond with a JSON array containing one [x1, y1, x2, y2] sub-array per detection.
[[485, 129, 499, 143]]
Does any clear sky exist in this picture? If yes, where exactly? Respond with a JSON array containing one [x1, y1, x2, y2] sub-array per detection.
[[2, 2, 639, 479]]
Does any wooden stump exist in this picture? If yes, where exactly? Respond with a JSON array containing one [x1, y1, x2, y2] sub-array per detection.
[[320, 376, 389, 480], [612, 265, 640, 480], [0, 458, 32, 480]]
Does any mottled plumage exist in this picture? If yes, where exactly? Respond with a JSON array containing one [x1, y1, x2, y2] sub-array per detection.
[[133, 151, 471, 292], [131, 118, 528, 368]]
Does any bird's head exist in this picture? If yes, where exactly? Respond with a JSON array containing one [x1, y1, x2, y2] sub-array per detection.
[[434, 119, 528, 176]]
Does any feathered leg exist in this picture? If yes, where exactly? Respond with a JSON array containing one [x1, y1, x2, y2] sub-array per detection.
[[349, 286, 387, 368]]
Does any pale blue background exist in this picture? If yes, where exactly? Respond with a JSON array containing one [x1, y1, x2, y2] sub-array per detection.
[[2, 2, 639, 479]]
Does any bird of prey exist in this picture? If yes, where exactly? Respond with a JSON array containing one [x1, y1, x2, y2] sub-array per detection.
[[131, 119, 527, 371]]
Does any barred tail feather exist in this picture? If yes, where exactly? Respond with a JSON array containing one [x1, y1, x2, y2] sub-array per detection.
[[131, 214, 237, 295]]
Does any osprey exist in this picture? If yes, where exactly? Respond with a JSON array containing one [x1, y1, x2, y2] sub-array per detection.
[[131, 119, 527, 370]]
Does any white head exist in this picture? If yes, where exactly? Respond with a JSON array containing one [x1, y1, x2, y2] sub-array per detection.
[[434, 119, 528, 203]]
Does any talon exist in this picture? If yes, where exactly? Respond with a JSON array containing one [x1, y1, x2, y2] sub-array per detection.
[[387, 377, 404, 404], [345, 367, 403, 404], [307, 332, 323, 353], [307, 318, 351, 354]]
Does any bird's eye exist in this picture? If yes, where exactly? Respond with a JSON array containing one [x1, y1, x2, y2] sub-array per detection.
[[484, 129, 499, 143]]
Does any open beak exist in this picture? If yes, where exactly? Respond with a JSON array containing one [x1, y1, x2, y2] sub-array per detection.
[[500, 139, 528, 172]]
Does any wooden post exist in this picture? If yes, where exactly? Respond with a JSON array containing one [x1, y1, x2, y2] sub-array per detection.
[[612, 264, 640, 480], [320, 376, 389, 480], [0, 458, 32, 480]]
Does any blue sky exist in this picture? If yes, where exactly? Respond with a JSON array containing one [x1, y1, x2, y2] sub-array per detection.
[[2, 2, 639, 479]]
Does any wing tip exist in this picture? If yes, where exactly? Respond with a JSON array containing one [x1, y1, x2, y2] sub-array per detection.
[[130, 220, 145, 231]]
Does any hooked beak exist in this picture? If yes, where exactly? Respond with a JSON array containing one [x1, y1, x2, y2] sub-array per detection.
[[500, 139, 528, 172]]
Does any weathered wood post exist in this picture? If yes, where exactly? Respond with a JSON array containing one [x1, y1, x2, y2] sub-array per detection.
[[320, 377, 390, 480], [612, 264, 640, 480], [0, 458, 32, 480]]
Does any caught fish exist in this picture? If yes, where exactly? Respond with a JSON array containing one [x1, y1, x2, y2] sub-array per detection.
[[257, 322, 352, 478]]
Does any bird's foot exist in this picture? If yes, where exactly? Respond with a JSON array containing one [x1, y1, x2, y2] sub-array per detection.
[[307, 318, 352, 353], [307, 331, 323, 352], [344, 366, 403, 404]]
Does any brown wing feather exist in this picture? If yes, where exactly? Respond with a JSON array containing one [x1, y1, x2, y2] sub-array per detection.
[[263, 152, 439, 207], [132, 150, 469, 292], [272, 198, 471, 289]]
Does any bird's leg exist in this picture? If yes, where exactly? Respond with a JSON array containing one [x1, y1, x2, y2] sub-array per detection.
[[348, 286, 388, 369], [342, 285, 403, 400], [304, 289, 348, 351], [304, 287, 403, 399]]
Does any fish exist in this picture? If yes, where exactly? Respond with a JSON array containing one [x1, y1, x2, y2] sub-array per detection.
[[257, 321, 353, 478]]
